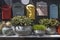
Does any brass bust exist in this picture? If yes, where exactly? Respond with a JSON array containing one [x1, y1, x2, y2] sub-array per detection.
[[26, 4, 35, 19]]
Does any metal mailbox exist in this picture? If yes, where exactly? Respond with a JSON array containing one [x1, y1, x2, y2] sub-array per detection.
[[2, 5, 11, 20], [12, 2, 24, 17]]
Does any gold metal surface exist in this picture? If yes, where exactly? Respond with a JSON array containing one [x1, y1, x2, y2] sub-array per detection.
[[26, 4, 35, 19]]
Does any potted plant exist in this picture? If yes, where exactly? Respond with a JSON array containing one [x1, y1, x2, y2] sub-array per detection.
[[39, 18, 59, 34], [57, 23, 60, 34], [56, 19, 60, 34], [47, 19, 59, 34], [2, 21, 15, 36], [33, 24, 46, 35], [11, 16, 33, 35]]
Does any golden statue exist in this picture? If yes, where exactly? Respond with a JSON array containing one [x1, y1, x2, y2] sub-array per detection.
[[26, 4, 35, 19]]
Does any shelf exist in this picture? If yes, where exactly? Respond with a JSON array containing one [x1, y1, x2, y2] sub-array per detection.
[[0, 35, 60, 38]]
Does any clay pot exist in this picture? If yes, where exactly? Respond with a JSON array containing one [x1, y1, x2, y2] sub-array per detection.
[[57, 26, 60, 34]]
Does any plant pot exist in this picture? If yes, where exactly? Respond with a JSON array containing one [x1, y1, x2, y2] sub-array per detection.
[[57, 25, 60, 34], [34, 30, 45, 36], [46, 27, 56, 35], [0, 30, 3, 35], [13, 26, 32, 36], [2, 26, 15, 36]]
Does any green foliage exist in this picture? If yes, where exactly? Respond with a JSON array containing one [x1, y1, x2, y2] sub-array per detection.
[[33, 25, 46, 30], [49, 19, 59, 27], [39, 18, 59, 27], [11, 16, 33, 26], [11, 16, 19, 26], [39, 18, 49, 26]]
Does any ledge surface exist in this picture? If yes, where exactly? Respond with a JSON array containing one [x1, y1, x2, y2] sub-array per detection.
[[0, 35, 60, 38]]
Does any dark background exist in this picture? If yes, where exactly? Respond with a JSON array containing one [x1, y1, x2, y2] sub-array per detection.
[[0, 0, 60, 40], [0, 0, 60, 20]]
